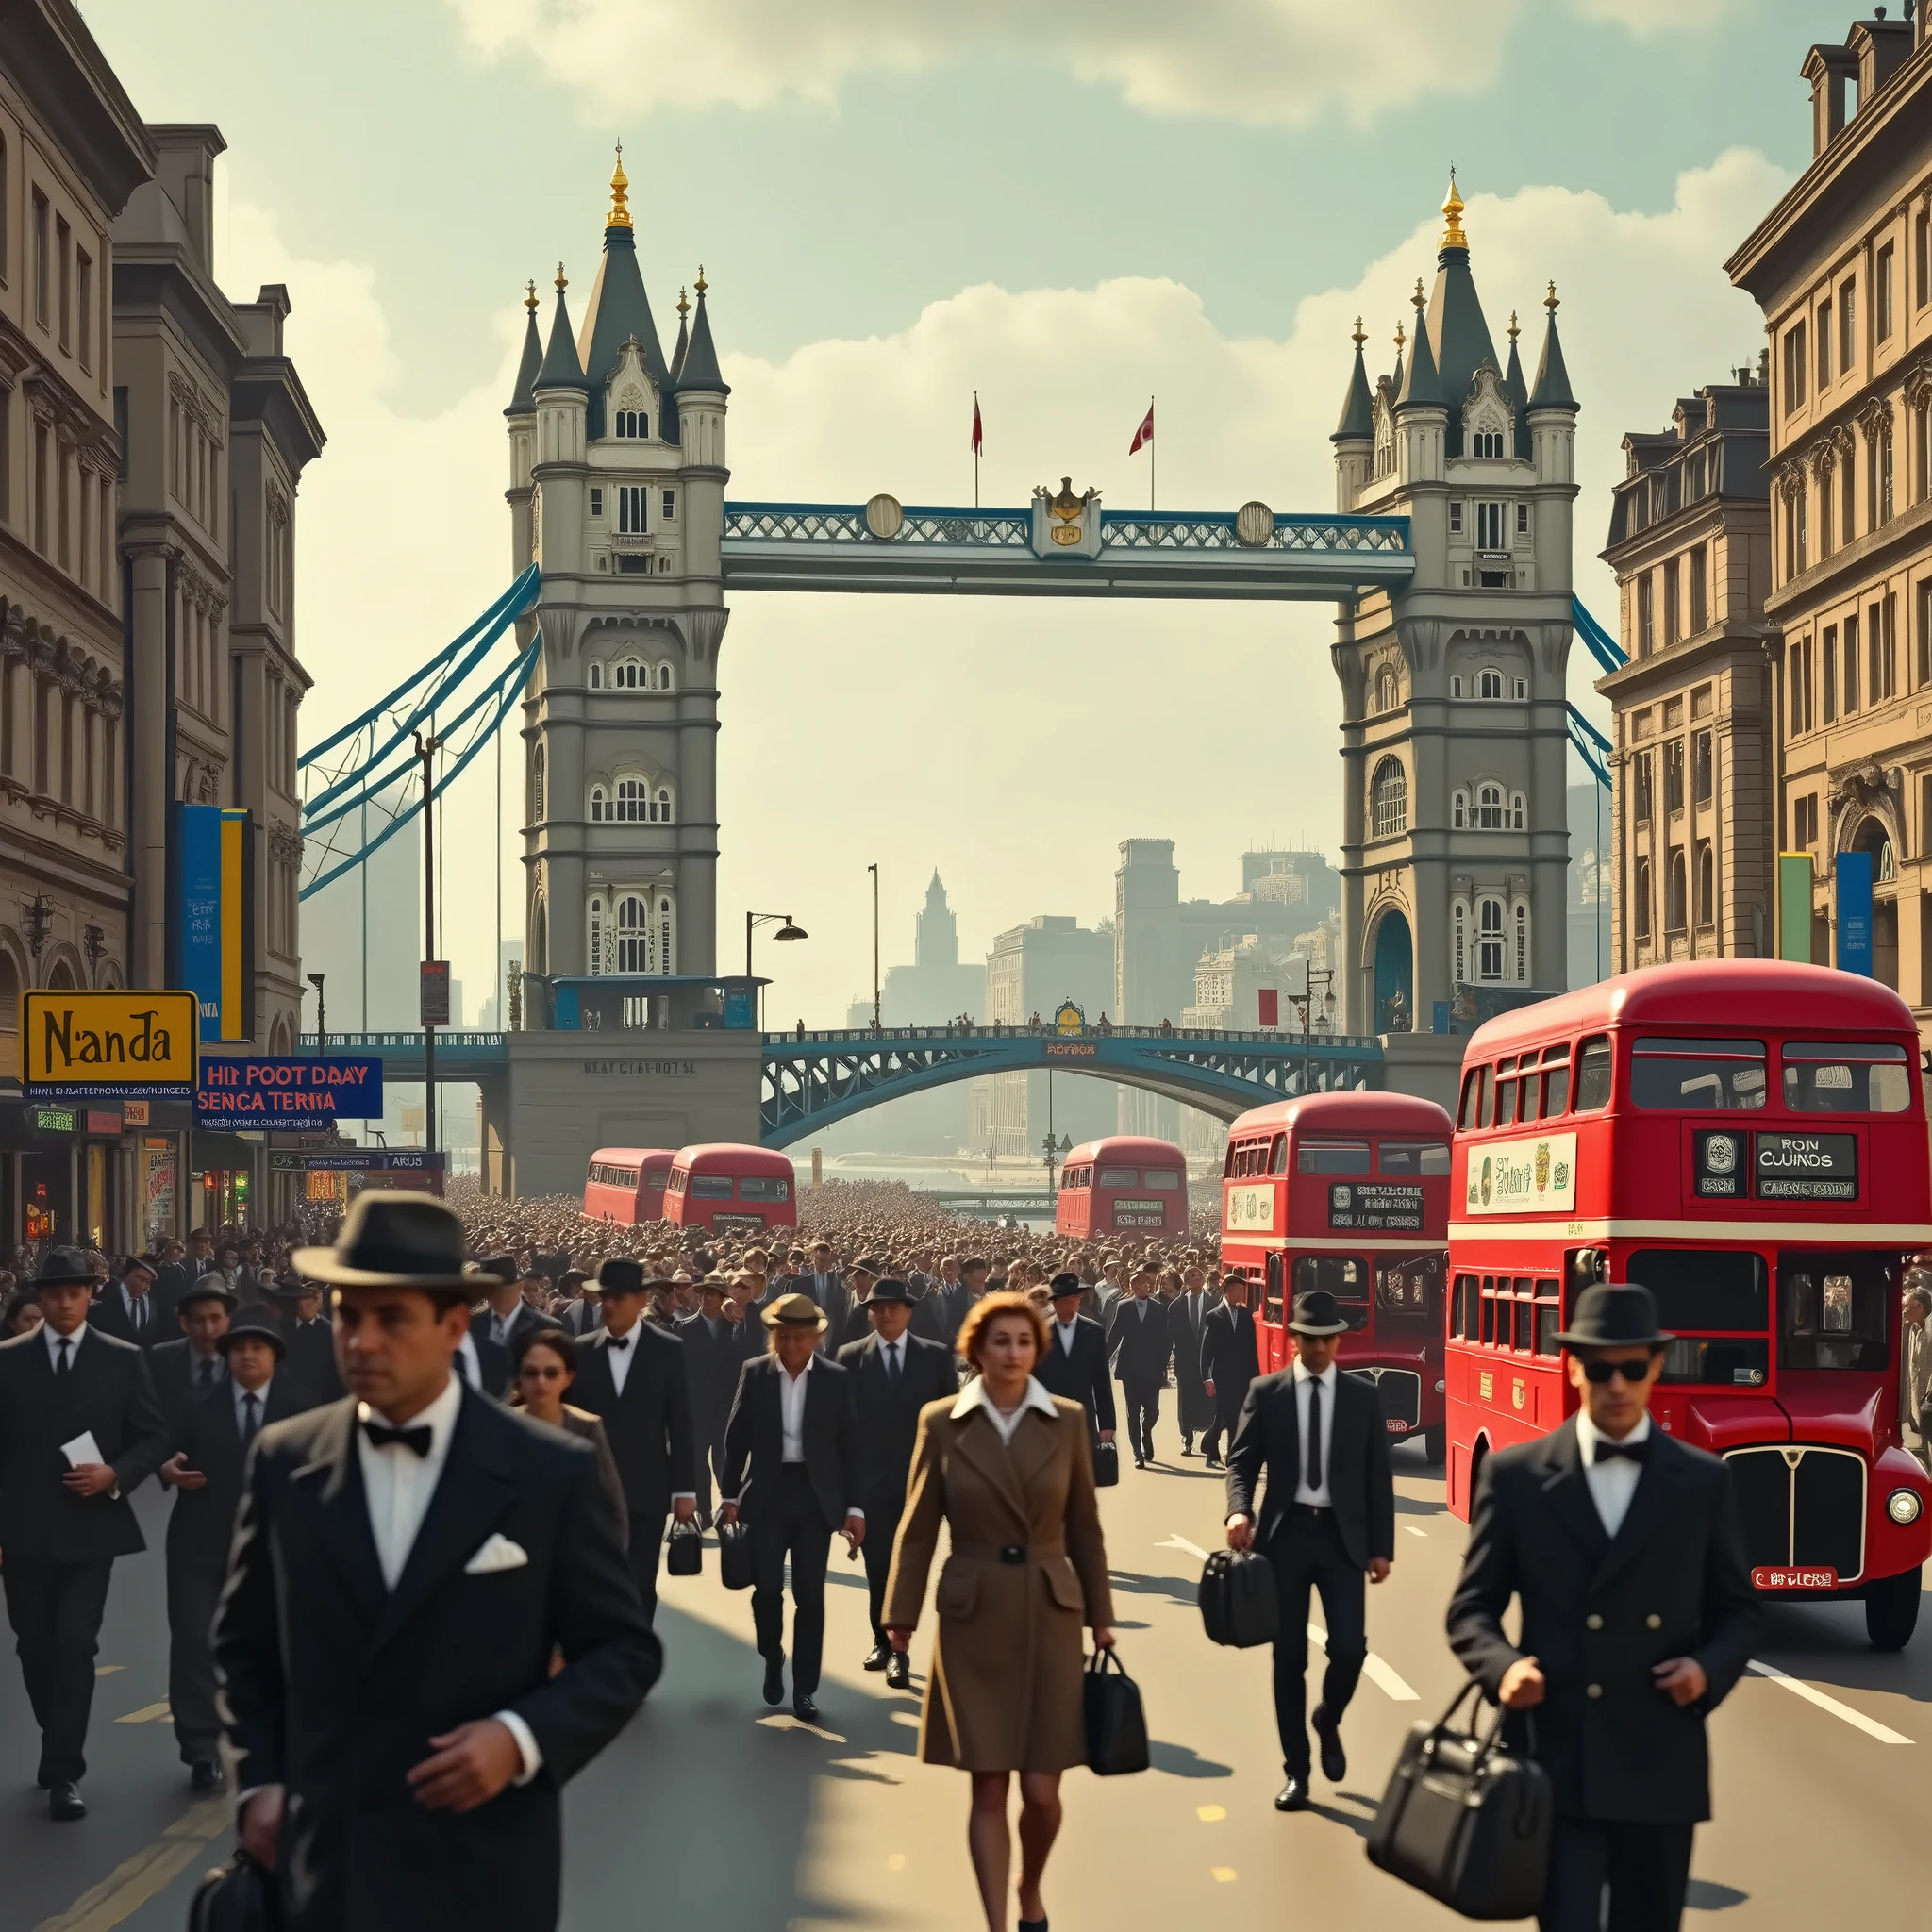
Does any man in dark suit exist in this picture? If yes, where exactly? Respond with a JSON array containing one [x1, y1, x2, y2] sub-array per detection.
[[569, 1258, 697, 1629], [1225, 1288, 1394, 1813], [470, 1255, 564, 1358], [1446, 1283, 1760, 1931], [88, 1253, 164, 1348], [1038, 1272, 1118, 1445], [943, 1255, 990, 1341], [1201, 1273, 1262, 1469], [152, 1239, 192, 1325], [283, 1280, 346, 1401], [720, 1293, 864, 1724], [147, 1279, 238, 1427], [0, 1247, 171, 1819], [676, 1275, 741, 1526], [800, 1241, 846, 1324], [218, 1191, 659, 1932], [1168, 1265, 1215, 1456], [158, 1319, 313, 1791], [1108, 1267, 1173, 1468], [835, 1278, 958, 1686]]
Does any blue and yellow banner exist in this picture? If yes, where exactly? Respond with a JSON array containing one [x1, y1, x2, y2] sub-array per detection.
[[179, 805, 254, 1042]]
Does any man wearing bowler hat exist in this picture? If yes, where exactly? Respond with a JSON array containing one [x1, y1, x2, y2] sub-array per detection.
[[836, 1277, 958, 1687], [1036, 1271, 1117, 1447], [215, 1192, 658, 1932], [720, 1292, 863, 1724], [567, 1257, 698, 1631], [0, 1245, 171, 1819], [1224, 1286, 1394, 1813], [1447, 1281, 1759, 1931]]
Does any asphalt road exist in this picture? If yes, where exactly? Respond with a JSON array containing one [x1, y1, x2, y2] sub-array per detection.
[[4, 1435, 1928, 1931]]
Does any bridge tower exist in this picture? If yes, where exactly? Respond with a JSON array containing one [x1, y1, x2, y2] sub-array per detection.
[[1331, 175, 1578, 1035], [504, 152, 730, 989]]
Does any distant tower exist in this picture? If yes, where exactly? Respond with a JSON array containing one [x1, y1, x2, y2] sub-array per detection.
[[915, 869, 959, 969], [504, 150, 731, 987], [1330, 175, 1578, 1033]]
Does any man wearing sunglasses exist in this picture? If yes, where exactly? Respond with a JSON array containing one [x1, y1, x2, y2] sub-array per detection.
[[1446, 1281, 1759, 1932]]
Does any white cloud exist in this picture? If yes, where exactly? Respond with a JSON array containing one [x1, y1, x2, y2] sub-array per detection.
[[1568, 0, 1743, 33], [246, 151, 1788, 1028]]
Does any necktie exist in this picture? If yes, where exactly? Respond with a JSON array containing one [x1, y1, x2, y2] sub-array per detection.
[[242, 1392, 261, 1444], [885, 1343, 900, 1381], [132, 1295, 146, 1334], [1306, 1376, 1324, 1492], [362, 1420, 433, 1457], [1593, 1437, 1649, 1465], [198, 1358, 216, 1386], [55, 1336, 72, 1375]]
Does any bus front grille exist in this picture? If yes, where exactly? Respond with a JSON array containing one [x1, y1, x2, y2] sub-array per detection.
[[1348, 1367, 1421, 1428], [1722, 1444, 1865, 1583]]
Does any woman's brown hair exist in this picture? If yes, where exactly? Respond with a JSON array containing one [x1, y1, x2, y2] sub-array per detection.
[[956, 1290, 1049, 1369]]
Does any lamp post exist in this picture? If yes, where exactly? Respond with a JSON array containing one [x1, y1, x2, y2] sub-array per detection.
[[1295, 968, 1337, 1094], [414, 730, 442, 1159], [307, 972, 325, 1056], [867, 862, 880, 1033], [745, 910, 808, 1032]]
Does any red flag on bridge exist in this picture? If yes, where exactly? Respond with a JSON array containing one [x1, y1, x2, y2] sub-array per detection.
[[972, 394, 983, 456], [1128, 400, 1154, 455]]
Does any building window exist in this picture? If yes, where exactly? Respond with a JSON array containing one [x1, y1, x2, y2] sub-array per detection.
[[1665, 740, 1685, 815], [1695, 842, 1715, 928], [613, 777, 647, 822], [588, 895, 606, 973], [1508, 789, 1526, 831], [653, 787, 674, 823], [617, 485, 647, 533], [1639, 572, 1654, 655], [1451, 897, 1468, 982], [615, 894, 650, 973], [1663, 558, 1680, 644], [1472, 429, 1504, 458], [1794, 792, 1819, 851], [1873, 418, 1894, 527], [590, 486, 604, 518], [1920, 583, 1932, 691], [55, 215, 69, 349], [1634, 857, 1653, 941], [1633, 751, 1653, 824], [1840, 276, 1856, 375], [532, 746, 544, 822], [1818, 467, 1834, 557], [1841, 443, 1857, 544], [1448, 501, 1463, 535], [660, 489, 676, 522], [1452, 787, 1469, 830], [1516, 502, 1529, 535], [1876, 593, 1898, 702], [613, 658, 643, 689], [1374, 666, 1399, 712], [589, 785, 608, 821], [1475, 500, 1505, 548], [1844, 612, 1861, 711], [1918, 208, 1931, 311], [1818, 300, 1833, 387], [614, 409, 647, 439], [656, 662, 675, 691], [1693, 729, 1712, 805], [75, 250, 91, 372], [1782, 318, 1807, 412], [1823, 626, 1838, 722], [1511, 676, 1527, 700], [1476, 896, 1505, 981], [1450, 675, 1464, 698], [1476, 782, 1505, 830], [1476, 668, 1504, 700], [1689, 546, 1707, 633], [1876, 244, 1894, 342], [1665, 850, 1688, 933], [1371, 756, 1407, 839]]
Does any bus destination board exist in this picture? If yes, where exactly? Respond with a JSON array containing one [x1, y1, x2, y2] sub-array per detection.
[[1327, 1181, 1424, 1232], [1753, 1131, 1857, 1201], [1113, 1199, 1167, 1229]]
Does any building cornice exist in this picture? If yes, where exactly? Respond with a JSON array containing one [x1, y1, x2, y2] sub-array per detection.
[[1763, 491, 1932, 621], [0, 2, 154, 215], [1594, 624, 1778, 701]]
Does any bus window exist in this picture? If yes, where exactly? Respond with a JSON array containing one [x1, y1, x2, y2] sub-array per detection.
[[1541, 1048, 1571, 1117], [1263, 1252, 1285, 1324], [738, 1176, 791, 1201], [1782, 1041, 1912, 1114], [1293, 1255, 1370, 1327], [1778, 1251, 1894, 1371], [1223, 1145, 1237, 1177], [1660, 1337, 1770, 1387], [1479, 1278, 1496, 1344], [1494, 1058, 1517, 1127], [1098, 1166, 1140, 1188], [1533, 1283, 1562, 1357], [1629, 1037, 1767, 1111], [1625, 1248, 1769, 1331], [1375, 1255, 1440, 1328], [1517, 1055, 1541, 1124], [1271, 1134, 1288, 1174], [1574, 1036, 1612, 1110], [1143, 1168, 1182, 1191], [1379, 1141, 1451, 1175], [691, 1174, 735, 1199], [1297, 1141, 1371, 1174], [1457, 1070, 1483, 1131], [1450, 1274, 1471, 1338]]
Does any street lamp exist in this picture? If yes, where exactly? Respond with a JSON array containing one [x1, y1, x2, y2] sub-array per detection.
[[867, 862, 880, 1033], [414, 729, 444, 1158], [746, 910, 808, 1031], [307, 972, 326, 1053]]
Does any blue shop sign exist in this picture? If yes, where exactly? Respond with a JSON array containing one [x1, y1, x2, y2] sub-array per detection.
[[196, 1056, 385, 1131]]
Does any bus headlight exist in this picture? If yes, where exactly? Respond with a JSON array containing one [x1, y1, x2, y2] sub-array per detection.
[[1887, 1489, 1923, 1526], [1435, 1379, 1446, 1394]]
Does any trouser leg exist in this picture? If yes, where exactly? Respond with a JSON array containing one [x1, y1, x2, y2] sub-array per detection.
[[1540, 1820, 1612, 1932], [691, 1434, 716, 1523], [784, 1480, 834, 1696], [1606, 1822, 1694, 1932], [859, 1495, 902, 1644], [20, 1561, 112, 1785], [628, 1513, 666, 1631], [1266, 1533, 1316, 1779], [1309, 1524, 1368, 1726], [167, 1557, 225, 1765], [3, 1558, 58, 1769], [750, 1514, 790, 1664]]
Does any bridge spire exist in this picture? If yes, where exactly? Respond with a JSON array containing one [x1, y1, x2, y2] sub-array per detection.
[[607, 141, 632, 230], [1440, 166, 1468, 251]]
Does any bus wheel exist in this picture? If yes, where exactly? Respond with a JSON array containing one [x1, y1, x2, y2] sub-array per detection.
[[1424, 1425, 1446, 1466], [1864, 1567, 1922, 1651]]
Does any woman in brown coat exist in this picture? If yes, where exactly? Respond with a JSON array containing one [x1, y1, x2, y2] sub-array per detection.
[[885, 1291, 1115, 1932]]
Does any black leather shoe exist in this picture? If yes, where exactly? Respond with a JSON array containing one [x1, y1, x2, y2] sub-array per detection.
[[862, 1641, 891, 1672], [1181, 1437, 1194, 1456], [48, 1780, 86, 1822], [1204, 1454, 1224, 1469], [885, 1651, 911, 1690], [1133, 1457, 1146, 1470], [1312, 1707, 1347, 1782], [1274, 1778, 1310, 1812], [762, 1657, 785, 1706], [190, 1759, 225, 1794], [792, 1693, 821, 1725]]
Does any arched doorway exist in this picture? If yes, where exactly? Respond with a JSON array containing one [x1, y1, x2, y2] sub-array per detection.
[[1373, 908, 1413, 1033], [1851, 816, 1898, 990]]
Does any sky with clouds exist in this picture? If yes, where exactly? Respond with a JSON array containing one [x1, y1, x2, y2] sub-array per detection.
[[80, 0, 1824, 1030]]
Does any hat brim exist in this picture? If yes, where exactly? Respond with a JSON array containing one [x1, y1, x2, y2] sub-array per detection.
[[291, 1247, 478, 1292], [1287, 1318, 1352, 1337], [860, 1292, 915, 1307], [762, 1307, 830, 1330], [34, 1272, 100, 1291], [1550, 1327, 1674, 1350], [218, 1329, 288, 1359]]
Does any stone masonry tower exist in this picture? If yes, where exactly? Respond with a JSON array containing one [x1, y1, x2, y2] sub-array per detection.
[[504, 151, 729, 991], [1330, 175, 1579, 1034]]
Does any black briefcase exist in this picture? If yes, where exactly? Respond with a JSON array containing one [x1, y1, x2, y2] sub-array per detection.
[[1091, 1438, 1120, 1488], [717, 1520, 754, 1591], [1082, 1647, 1150, 1777], [664, 1518, 703, 1577], [189, 1850, 280, 1932], [1197, 1547, 1279, 1648], [1365, 1681, 1551, 1921]]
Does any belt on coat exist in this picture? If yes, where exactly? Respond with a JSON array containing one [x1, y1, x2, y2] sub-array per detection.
[[951, 1541, 1067, 1565]]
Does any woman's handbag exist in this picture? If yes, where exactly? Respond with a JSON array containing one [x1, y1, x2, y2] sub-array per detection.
[[189, 1850, 280, 1932], [1082, 1646, 1150, 1777], [1091, 1437, 1120, 1488], [1365, 1681, 1552, 1921], [717, 1519, 755, 1591], [1197, 1547, 1279, 1648], [664, 1517, 703, 1577]]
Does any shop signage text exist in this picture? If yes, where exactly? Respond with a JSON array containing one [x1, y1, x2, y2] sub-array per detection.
[[196, 1057, 385, 1131], [24, 991, 197, 1098]]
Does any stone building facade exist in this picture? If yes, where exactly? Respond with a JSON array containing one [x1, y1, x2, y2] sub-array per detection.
[[1726, 11, 1932, 1011], [1598, 373, 1775, 971]]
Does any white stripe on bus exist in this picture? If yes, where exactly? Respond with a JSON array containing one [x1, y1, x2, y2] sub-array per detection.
[[1447, 1218, 1932, 1244], [1220, 1235, 1445, 1252]]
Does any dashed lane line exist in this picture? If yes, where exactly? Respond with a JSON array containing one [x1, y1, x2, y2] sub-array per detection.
[[1405, 1526, 1428, 1538], [113, 1700, 170, 1724], [1745, 1657, 1912, 1745], [32, 1798, 229, 1932]]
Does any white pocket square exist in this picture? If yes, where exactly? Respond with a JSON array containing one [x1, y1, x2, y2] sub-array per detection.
[[464, 1532, 529, 1575]]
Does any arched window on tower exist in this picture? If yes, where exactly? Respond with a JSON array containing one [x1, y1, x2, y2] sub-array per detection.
[[648, 786, 675, 824], [1472, 429, 1505, 458], [613, 777, 647, 823], [614, 408, 648, 440], [531, 746, 545, 823], [1374, 666, 1400, 713], [1695, 842, 1715, 928], [1371, 757, 1407, 839], [1476, 669, 1505, 700], [615, 894, 650, 973], [587, 659, 605, 690], [589, 785, 608, 823], [1634, 858, 1654, 941], [613, 658, 643, 690], [1508, 790, 1526, 832], [1666, 851, 1689, 933], [1512, 896, 1530, 981], [1476, 896, 1505, 981], [657, 662, 675, 691], [1476, 782, 1505, 830], [587, 895, 608, 974], [1452, 788, 1469, 830]]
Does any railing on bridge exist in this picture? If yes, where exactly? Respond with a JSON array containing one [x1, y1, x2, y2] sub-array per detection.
[[776, 1023, 1381, 1050]]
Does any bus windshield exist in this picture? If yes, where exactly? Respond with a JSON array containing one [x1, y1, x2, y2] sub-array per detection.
[[1291, 1255, 1371, 1329], [1628, 1037, 1767, 1111], [1778, 1251, 1894, 1371], [1781, 1042, 1912, 1114]]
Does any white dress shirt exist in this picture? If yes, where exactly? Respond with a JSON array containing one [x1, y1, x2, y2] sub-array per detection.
[[1291, 1358, 1339, 1508], [1574, 1410, 1651, 1540], [875, 1335, 907, 1378], [489, 1304, 523, 1349], [778, 1356, 812, 1460], [603, 1324, 639, 1396], [1056, 1317, 1080, 1356], [42, 1321, 89, 1369], [119, 1283, 155, 1334], [233, 1375, 271, 1439], [454, 1331, 485, 1391], [953, 1374, 1058, 1444]]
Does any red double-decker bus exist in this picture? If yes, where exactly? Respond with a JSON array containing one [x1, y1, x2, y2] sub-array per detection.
[[583, 1148, 675, 1224], [1056, 1136, 1188, 1240], [663, 1143, 799, 1238], [1220, 1092, 1454, 1459], [1444, 961, 1932, 1648]]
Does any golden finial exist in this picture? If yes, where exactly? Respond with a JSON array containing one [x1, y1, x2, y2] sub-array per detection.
[[1545, 280, 1560, 314], [1394, 320, 1407, 355], [676, 286, 690, 320], [1351, 316, 1366, 350], [1441, 167, 1468, 250], [693, 264, 708, 298], [525, 279, 538, 314], [607, 141, 632, 229], [1412, 277, 1427, 314], [554, 260, 567, 292], [1507, 308, 1519, 343]]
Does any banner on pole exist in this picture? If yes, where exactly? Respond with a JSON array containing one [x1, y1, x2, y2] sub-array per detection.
[[1776, 852, 1814, 962], [1834, 850, 1873, 975]]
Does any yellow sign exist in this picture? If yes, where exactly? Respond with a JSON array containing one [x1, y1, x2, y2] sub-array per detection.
[[1478, 1371, 1493, 1402], [25, 991, 197, 1097]]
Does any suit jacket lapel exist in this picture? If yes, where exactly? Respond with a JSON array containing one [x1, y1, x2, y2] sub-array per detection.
[[953, 1408, 1030, 1527], [1007, 1405, 1059, 1499], [291, 1399, 387, 1629], [1591, 1438, 1682, 1591], [1539, 1420, 1611, 1565]]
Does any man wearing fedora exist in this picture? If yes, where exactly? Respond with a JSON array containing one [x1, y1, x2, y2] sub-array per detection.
[[88, 1252, 164, 1348], [1200, 1272, 1262, 1470], [471, 1254, 564, 1357], [148, 1277, 238, 1428], [0, 1245, 172, 1819], [720, 1292, 864, 1724], [836, 1277, 958, 1687], [216, 1191, 658, 1932], [159, 1318, 314, 1792], [1224, 1287, 1395, 1813], [1036, 1271, 1117, 1447], [1447, 1281, 1759, 1931], [568, 1257, 698, 1631]]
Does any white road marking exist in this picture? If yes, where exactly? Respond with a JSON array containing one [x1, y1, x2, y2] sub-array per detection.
[[1196, 1804, 1226, 1822], [93, 1663, 125, 1677], [1405, 1526, 1427, 1538], [1159, 1534, 1210, 1561], [1211, 1867, 1239, 1882], [115, 1700, 170, 1724], [754, 1712, 848, 1744], [1745, 1658, 1911, 1745]]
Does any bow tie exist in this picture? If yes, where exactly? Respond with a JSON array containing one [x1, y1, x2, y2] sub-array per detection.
[[1592, 1437, 1649, 1465], [362, 1420, 433, 1457], [607, 1334, 631, 1352]]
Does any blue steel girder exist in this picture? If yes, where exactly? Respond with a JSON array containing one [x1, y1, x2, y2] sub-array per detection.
[[759, 1027, 1383, 1145], [721, 504, 1411, 601]]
